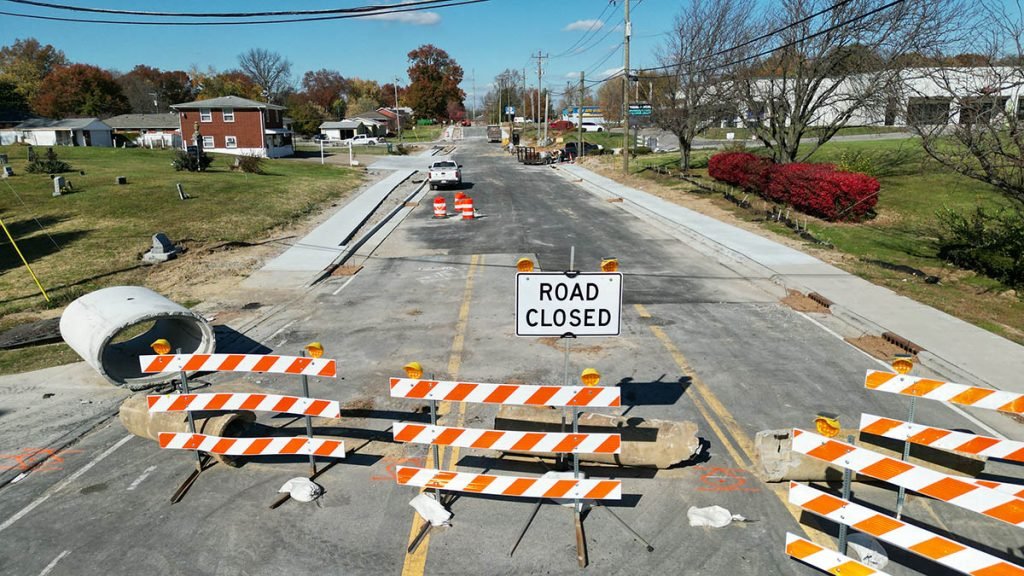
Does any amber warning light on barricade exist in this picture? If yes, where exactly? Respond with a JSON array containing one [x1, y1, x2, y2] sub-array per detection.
[[600, 258, 619, 273], [813, 412, 841, 438], [517, 257, 535, 273], [403, 361, 423, 379], [892, 355, 913, 375], [581, 368, 601, 387], [305, 341, 324, 359], [151, 338, 172, 355]]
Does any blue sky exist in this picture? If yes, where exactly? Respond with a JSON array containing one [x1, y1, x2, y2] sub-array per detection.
[[0, 0, 677, 106]]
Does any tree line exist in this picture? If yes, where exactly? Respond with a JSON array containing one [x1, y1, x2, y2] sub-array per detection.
[[0, 39, 466, 135]]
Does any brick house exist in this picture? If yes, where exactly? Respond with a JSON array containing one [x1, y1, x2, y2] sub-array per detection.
[[170, 95, 293, 158]]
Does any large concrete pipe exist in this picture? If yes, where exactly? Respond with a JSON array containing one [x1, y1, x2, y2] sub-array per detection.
[[494, 405, 701, 468], [118, 394, 254, 466], [60, 286, 215, 389]]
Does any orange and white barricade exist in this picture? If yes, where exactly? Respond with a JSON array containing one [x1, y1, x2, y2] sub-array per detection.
[[861, 413, 1024, 463], [396, 466, 621, 500], [433, 196, 446, 218], [865, 370, 1024, 414], [789, 482, 1024, 575], [140, 353, 337, 378], [389, 377, 621, 407], [393, 422, 621, 454], [791, 429, 1024, 527], [148, 392, 341, 419], [461, 197, 474, 220], [785, 533, 891, 576], [159, 433, 346, 458]]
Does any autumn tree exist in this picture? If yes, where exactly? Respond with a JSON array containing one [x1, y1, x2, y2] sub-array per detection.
[[191, 67, 262, 100], [238, 48, 292, 103], [301, 68, 347, 117], [0, 38, 67, 106], [735, 0, 966, 163], [0, 79, 29, 113], [654, 0, 752, 171], [597, 79, 623, 124], [116, 65, 192, 112], [405, 44, 465, 119], [33, 64, 129, 118]]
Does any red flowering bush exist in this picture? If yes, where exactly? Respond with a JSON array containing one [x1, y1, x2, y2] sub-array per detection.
[[707, 152, 773, 192], [709, 152, 879, 222]]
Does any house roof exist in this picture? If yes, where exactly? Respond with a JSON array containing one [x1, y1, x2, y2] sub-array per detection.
[[171, 95, 286, 111], [105, 113, 180, 130], [14, 118, 110, 130], [320, 120, 365, 129], [351, 117, 388, 125], [355, 110, 389, 120]]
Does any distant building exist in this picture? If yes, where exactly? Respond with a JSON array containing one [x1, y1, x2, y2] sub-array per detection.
[[561, 106, 605, 124], [319, 120, 372, 141], [104, 113, 181, 148], [170, 95, 293, 158], [0, 117, 113, 147]]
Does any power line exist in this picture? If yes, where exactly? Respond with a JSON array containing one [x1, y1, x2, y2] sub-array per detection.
[[551, 2, 616, 59], [0, 0, 461, 17], [0, 0, 489, 25], [640, 0, 858, 74]]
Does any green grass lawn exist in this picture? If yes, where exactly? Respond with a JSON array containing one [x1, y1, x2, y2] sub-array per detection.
[[592, 138, 1024, 344], [699, 125, 911, 140], [399, 124, 444, 143], [0, 145, 363, 317]]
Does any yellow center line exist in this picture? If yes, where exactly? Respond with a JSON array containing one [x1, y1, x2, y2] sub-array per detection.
[[401, 254, 480, 576], [636, 304, 833, 549]]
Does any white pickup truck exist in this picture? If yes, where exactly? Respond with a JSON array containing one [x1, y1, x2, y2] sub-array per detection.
[[428, 160, 462, 190], [345, 134, 382, 146]]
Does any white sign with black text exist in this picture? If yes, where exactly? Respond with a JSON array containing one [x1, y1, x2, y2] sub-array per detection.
[[515, 272, 622, 337]]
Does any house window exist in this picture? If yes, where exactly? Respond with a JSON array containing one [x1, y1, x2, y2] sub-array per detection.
[[222, 108, 234, 123], [203, 135, 215, 148], [225, 136, 237, 148], [907, 97, 951, 125], [200, 108, 212, 122]]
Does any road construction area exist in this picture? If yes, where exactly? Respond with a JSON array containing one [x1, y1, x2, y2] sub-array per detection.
[[1, 127, 1023, 576]]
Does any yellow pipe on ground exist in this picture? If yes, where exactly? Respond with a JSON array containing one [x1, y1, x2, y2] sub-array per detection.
[[0, 216, 50, 302]]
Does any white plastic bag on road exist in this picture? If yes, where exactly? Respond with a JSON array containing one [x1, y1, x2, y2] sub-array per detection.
[[410, 493, 452, 527], [687, 505, 746, 528], [278, 477, 324, 503]]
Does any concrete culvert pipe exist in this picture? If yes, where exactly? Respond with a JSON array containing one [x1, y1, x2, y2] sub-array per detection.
[[60, 286, 215, 389]]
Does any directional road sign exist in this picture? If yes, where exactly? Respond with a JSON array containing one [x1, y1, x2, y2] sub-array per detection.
[[628, 104, 652, 116], [515, 272, 623, 337]]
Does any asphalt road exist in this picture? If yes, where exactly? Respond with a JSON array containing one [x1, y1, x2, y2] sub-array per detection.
[[1, 127, 1021, 576]]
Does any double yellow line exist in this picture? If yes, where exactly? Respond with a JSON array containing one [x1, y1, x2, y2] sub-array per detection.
[[633, 303, 831, 548], [401, 255, 480, 576]]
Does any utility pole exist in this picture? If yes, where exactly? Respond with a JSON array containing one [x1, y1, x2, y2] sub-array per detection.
[[622, 0, 631, 174], [471, 69, 476, 123], [533, 51, 548, 142], [578, 71, 585, 158], [395, 77, 402, 144]]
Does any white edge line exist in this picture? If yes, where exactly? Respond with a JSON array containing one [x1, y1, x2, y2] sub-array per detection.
[[126, 465, 158, 491], [795, 311, 1006, 439], [0, 434, 133, 534], [265, 319, 297, 342], [332, 274, 358, 296], [37, 550, 71, 576]]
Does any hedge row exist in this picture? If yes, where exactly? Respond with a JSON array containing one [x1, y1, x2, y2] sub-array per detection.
[[707, 152, 879, 221]]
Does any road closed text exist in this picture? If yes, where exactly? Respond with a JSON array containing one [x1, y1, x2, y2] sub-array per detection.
[[516, 273, 623, 337]]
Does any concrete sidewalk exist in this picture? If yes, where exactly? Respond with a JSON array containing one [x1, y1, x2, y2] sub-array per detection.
[[558, 163, 1024, 396]]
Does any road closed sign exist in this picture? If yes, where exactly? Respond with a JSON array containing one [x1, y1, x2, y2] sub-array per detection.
[[516, 272, 622, 337]]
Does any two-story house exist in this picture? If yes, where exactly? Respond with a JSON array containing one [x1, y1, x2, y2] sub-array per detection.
[[171, 95, 293, 158]]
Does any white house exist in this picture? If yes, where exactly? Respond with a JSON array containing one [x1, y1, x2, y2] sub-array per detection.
[[0, 118, 113, 147], [104, 113, 182, 148], [319, 120, 372, 141]]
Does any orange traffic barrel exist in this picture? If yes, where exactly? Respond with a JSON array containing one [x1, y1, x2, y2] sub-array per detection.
[[433, 196, 446, 218], [462, 197, 474, 220]]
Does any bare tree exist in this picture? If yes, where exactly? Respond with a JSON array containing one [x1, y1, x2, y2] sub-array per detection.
[[909, 3, 1024, 206], [735, 0, 966, 163], [652, 0, 754, 172], [238, 48, 292, 103]]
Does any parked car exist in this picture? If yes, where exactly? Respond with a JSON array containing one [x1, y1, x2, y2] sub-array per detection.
[[549, 120, 575, 131], [460, 119, 472, 127], [312, 134, 328, 141], [562, 141, 603, 158], [428, 160, 462, 190], [345, 134, 382, 146], [581, 122, 604, 132]]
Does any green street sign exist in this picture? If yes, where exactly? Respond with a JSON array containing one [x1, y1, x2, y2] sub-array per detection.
[[628, 108, 652, 116]]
